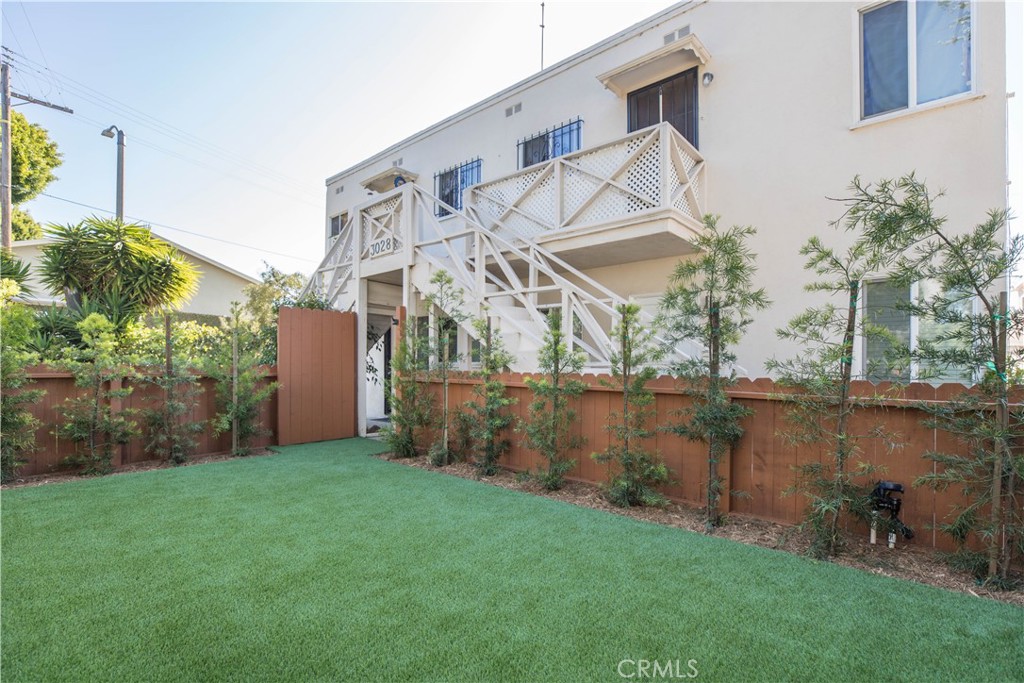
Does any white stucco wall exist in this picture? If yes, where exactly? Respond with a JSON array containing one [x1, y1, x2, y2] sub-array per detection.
[[324, 0, 1008, 377]]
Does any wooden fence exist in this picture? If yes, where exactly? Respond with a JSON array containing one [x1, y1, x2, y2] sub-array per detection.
[[435, 373, 988, 553], [15, 366, 278, 477], [276, 307, 357, 445]]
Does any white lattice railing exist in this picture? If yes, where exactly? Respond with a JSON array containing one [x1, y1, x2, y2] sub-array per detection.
[[303, 122, 706, 366], [466, 122, 704, 239], [305, 213, 357, 311]]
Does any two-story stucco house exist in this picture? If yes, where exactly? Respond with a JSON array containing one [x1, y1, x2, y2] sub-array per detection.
[[309, 0, 1013, 433]]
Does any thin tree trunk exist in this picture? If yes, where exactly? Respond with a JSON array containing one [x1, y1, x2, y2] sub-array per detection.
[[990, 292, 1008, 579], [707, 297, 721, 530], [165, 313, 174, 461], [830, 281, 859, 552]]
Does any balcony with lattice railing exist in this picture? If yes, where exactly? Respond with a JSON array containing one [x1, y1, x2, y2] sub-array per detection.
[[464, 122, 706, 270]]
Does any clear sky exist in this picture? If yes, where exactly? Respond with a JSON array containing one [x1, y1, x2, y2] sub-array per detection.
[[2, 0, 677, 278]]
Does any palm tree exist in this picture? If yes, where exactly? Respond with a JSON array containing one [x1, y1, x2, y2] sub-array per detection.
[[38, 216, 199, 328]]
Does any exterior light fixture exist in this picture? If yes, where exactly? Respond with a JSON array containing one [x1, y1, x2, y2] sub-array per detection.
[[702, 72, 714, 87]]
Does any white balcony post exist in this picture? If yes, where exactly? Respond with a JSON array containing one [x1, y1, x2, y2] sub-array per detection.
[[561, 289, 573, 349], [660, 123, 671, 210], [554, 160, 564, 228]]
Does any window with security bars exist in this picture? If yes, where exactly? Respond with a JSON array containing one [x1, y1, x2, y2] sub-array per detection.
[[434, 158, 482, 217], [518, 117, 583, 169]]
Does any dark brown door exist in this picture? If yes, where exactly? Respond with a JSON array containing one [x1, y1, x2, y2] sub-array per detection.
[[627, 67, 699, 148]]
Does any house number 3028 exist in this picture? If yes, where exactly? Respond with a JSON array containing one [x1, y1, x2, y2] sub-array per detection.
[[369, 237, 393, 257]]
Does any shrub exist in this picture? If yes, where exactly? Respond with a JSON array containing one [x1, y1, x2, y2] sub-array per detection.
[[0, 298, 43, 482]]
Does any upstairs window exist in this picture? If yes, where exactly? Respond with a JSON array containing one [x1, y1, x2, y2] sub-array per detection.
[[860, 0, 971, 119], [329, 212, 347, 238], [517, 117, 583, 169], [434, 158, 482, 217]]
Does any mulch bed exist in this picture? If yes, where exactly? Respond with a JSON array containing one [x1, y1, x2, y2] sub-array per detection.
[[1, 449, 278, 490], [381, 452, 1024, 607]]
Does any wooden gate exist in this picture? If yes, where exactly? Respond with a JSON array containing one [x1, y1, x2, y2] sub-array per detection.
[[276, 307, 358, 445]]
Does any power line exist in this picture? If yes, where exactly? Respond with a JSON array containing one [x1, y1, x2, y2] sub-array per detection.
[[2, 47, 318, 198], [17, 3, 67, 110], [38, 191, 318, 263]]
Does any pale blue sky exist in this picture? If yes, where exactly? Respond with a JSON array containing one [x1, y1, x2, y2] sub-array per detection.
[[2, 1, 676, 277]]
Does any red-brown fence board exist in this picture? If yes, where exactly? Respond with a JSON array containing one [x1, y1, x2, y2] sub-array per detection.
[[15, 366, 278, 477], [276, 307, 357, 446], [423, 373, 1001, 553]]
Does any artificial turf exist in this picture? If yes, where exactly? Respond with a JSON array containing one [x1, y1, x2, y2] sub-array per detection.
[[1, 439, 1021, 682]]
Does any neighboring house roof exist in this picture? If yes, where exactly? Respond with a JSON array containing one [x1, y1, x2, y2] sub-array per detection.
[[10, 235, 259, 316]]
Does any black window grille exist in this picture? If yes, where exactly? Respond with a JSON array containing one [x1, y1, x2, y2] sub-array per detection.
[[434, 158, 482, 217], [517, 117, 583, 169]]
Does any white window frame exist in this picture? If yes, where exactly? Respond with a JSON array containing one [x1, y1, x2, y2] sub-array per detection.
[[328, 211, 348, 241], [852, 0, 978, 126], [859, 277, 979, 384]]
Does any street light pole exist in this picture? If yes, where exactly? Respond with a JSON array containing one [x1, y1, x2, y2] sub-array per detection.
[[101, 125, 125, 220]]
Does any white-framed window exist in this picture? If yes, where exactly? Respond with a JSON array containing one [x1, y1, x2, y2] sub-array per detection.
[[862, 278, 974, 383], [329, 211, 348, 238], [859, 0, 972, 119]]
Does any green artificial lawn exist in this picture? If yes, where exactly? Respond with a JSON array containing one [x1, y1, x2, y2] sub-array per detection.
[[2, 439, 1022, 683]]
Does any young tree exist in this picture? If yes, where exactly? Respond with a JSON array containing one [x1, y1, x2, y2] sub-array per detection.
[[522, 310, 587, 490], [242, 265, 331, 364], [659, 217, 770, 530], [766, 234, 897, 559], [382, 322, 435, 458], [205, 303, 278, 455], [38, 217, 199, 326], [592, 303, 671, 507], [842, 174, 1024, 583], [466, 316, 516, 475], [141, 315, 204, 465], [424, 269, 469, 466], [55, 314, 139, 475]]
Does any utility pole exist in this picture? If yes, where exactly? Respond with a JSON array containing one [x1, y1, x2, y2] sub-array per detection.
[[2, 61, 12, 250], [0, 59, 73, 249]]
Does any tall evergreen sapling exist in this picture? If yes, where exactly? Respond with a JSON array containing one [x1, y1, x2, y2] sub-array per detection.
[[523, 310, 587, 490], [142, 315, 204, 464], [766, 232, 898, 559], [382, 323, 435, 458], [55, 314, 139, 475], [424, 269, 469, 466], [466, 317, 516, 475], [843, 174, 1024, 583], [592, 303, 671, 507], [659, 217, 770, 530], [206, 303, 278, 455]]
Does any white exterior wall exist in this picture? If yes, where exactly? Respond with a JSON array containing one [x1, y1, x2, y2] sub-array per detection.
[[324, 0, 1008, 377]]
